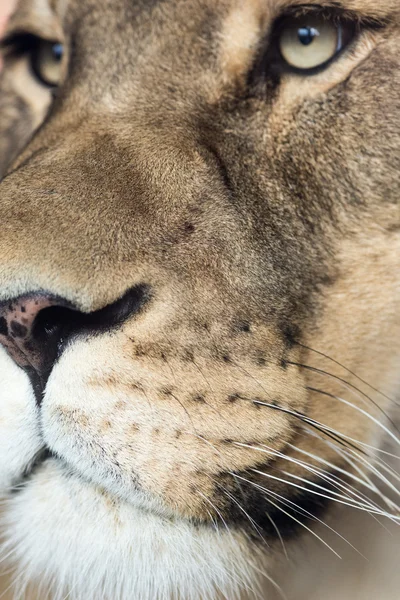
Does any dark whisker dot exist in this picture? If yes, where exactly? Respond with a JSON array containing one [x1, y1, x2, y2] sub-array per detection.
[[223, 439, 234, 444], [184, 222, 195, 234], [252, 399, 261, 409], [281, 323, 300, 348], [280, 358, 288, 369], [132, 382, 144, 392], [160, 352, 167, 362], [175, 430, 182, 439], [222, 354, 231, 363], [183, 349, 194, 362], [255, 356, 266, 367], [193, 394, 206, 403], [227, 394, 239, 403], [235, 320, 251, 333], [160, 386, 173, 396]]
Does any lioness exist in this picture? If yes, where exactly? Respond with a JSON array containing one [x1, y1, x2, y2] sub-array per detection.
[[0, 0, 399, 599]]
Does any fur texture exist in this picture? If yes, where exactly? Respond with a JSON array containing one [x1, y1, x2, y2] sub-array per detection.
[[0, 0, 399, 598]]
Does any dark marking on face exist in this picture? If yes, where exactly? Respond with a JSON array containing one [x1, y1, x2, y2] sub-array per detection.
[[221, 468, 335, 542], [10, 320, 28, 338], [182, 349, 194, 362], [0, 317, 8, 336], [20, 305, 26, 313], [192, 393, 206, 403], [227, 393, 240, 403], [160, 386, 173, 396], [255, 355, 266, 367], [234, 321, 251, 333], [184, 222, 195, 234], [281, 323, 300, 349]]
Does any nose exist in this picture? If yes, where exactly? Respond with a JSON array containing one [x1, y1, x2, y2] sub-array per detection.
[[0, 285, 149, 401]]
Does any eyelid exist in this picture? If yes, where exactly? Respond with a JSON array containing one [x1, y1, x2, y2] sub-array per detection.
[[249, 6, 383, 85], [1, 33, 41, 58]]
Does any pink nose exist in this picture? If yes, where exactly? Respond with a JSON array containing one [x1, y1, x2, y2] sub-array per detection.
[[0, 295, 67, 373], [0, 285, 150, 401]]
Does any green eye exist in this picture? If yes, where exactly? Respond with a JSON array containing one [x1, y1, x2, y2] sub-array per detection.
[[278, 16, 355, 72], [31, 40, 64, 87]]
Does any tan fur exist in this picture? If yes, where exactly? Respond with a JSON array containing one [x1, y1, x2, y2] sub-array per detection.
[[0, 0, 399, 598]]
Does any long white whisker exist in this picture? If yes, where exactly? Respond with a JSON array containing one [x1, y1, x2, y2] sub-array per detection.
[[308, 387, 400, 448], [248, 468, 400, 519], [231, 473, 342, 558]]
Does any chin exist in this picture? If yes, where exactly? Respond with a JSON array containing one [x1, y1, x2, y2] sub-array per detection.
[[1, 459, 261, 600]]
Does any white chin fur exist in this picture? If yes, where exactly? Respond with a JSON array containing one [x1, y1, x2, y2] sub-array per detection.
[[1, 459, 260, 600], [0, 347, 43, 493]]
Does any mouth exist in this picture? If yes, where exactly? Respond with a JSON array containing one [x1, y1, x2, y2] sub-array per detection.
[[9, 447, 53, 495]]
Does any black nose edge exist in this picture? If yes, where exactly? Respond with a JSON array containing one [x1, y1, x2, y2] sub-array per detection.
[[0, 284, 150, 403]]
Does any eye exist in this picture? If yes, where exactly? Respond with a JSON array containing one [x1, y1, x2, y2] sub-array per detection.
[[31, 40, 65, 87], [278, 14, 356, 73]]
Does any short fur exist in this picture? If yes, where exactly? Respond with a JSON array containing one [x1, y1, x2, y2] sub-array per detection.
[[0, 0, 399, 598]]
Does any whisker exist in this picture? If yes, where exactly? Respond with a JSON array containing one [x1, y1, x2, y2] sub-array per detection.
[[218, 486, 268, 546], [233, 440, 389, 515], [308, 386, 400, 447], [231, 473, 342, 558], [259, 486, 366, 559], [287, 361, 400, 437], [249, 468, 398, 518], [245, 558, 289, 600], [296, 342, 399, 407], [304, 428, 400, 506], [196, 490, 230, 533]]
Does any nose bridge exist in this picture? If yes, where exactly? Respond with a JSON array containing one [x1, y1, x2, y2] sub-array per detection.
[[0, 124, 149, 311], [0, 99, 213, 312]]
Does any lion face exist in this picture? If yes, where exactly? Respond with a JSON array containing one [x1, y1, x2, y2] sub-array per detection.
[[0, 0, 399, 598]]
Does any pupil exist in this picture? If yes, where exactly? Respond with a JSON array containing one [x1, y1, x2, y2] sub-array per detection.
[[298, 27, 319, 46], [52, 43, 64, 62]]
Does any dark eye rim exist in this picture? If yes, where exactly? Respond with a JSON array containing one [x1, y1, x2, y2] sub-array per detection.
[[31, 40, 64, 88], [275, 19, 357, 77], [249, 6, 385, 85], [1, 32, 64, 88]]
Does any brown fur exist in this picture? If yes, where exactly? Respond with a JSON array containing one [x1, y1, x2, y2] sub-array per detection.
[[0, 0, 399, 596]]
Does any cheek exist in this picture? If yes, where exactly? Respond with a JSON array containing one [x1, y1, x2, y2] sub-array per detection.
[[0, 347, 43, 492], [40, 333, 304, 517], [302, 233, 400, 451]]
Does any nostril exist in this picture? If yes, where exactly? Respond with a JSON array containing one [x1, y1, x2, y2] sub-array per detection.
[[0, 295, 77, 401], [0, 284, 150, 402]]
